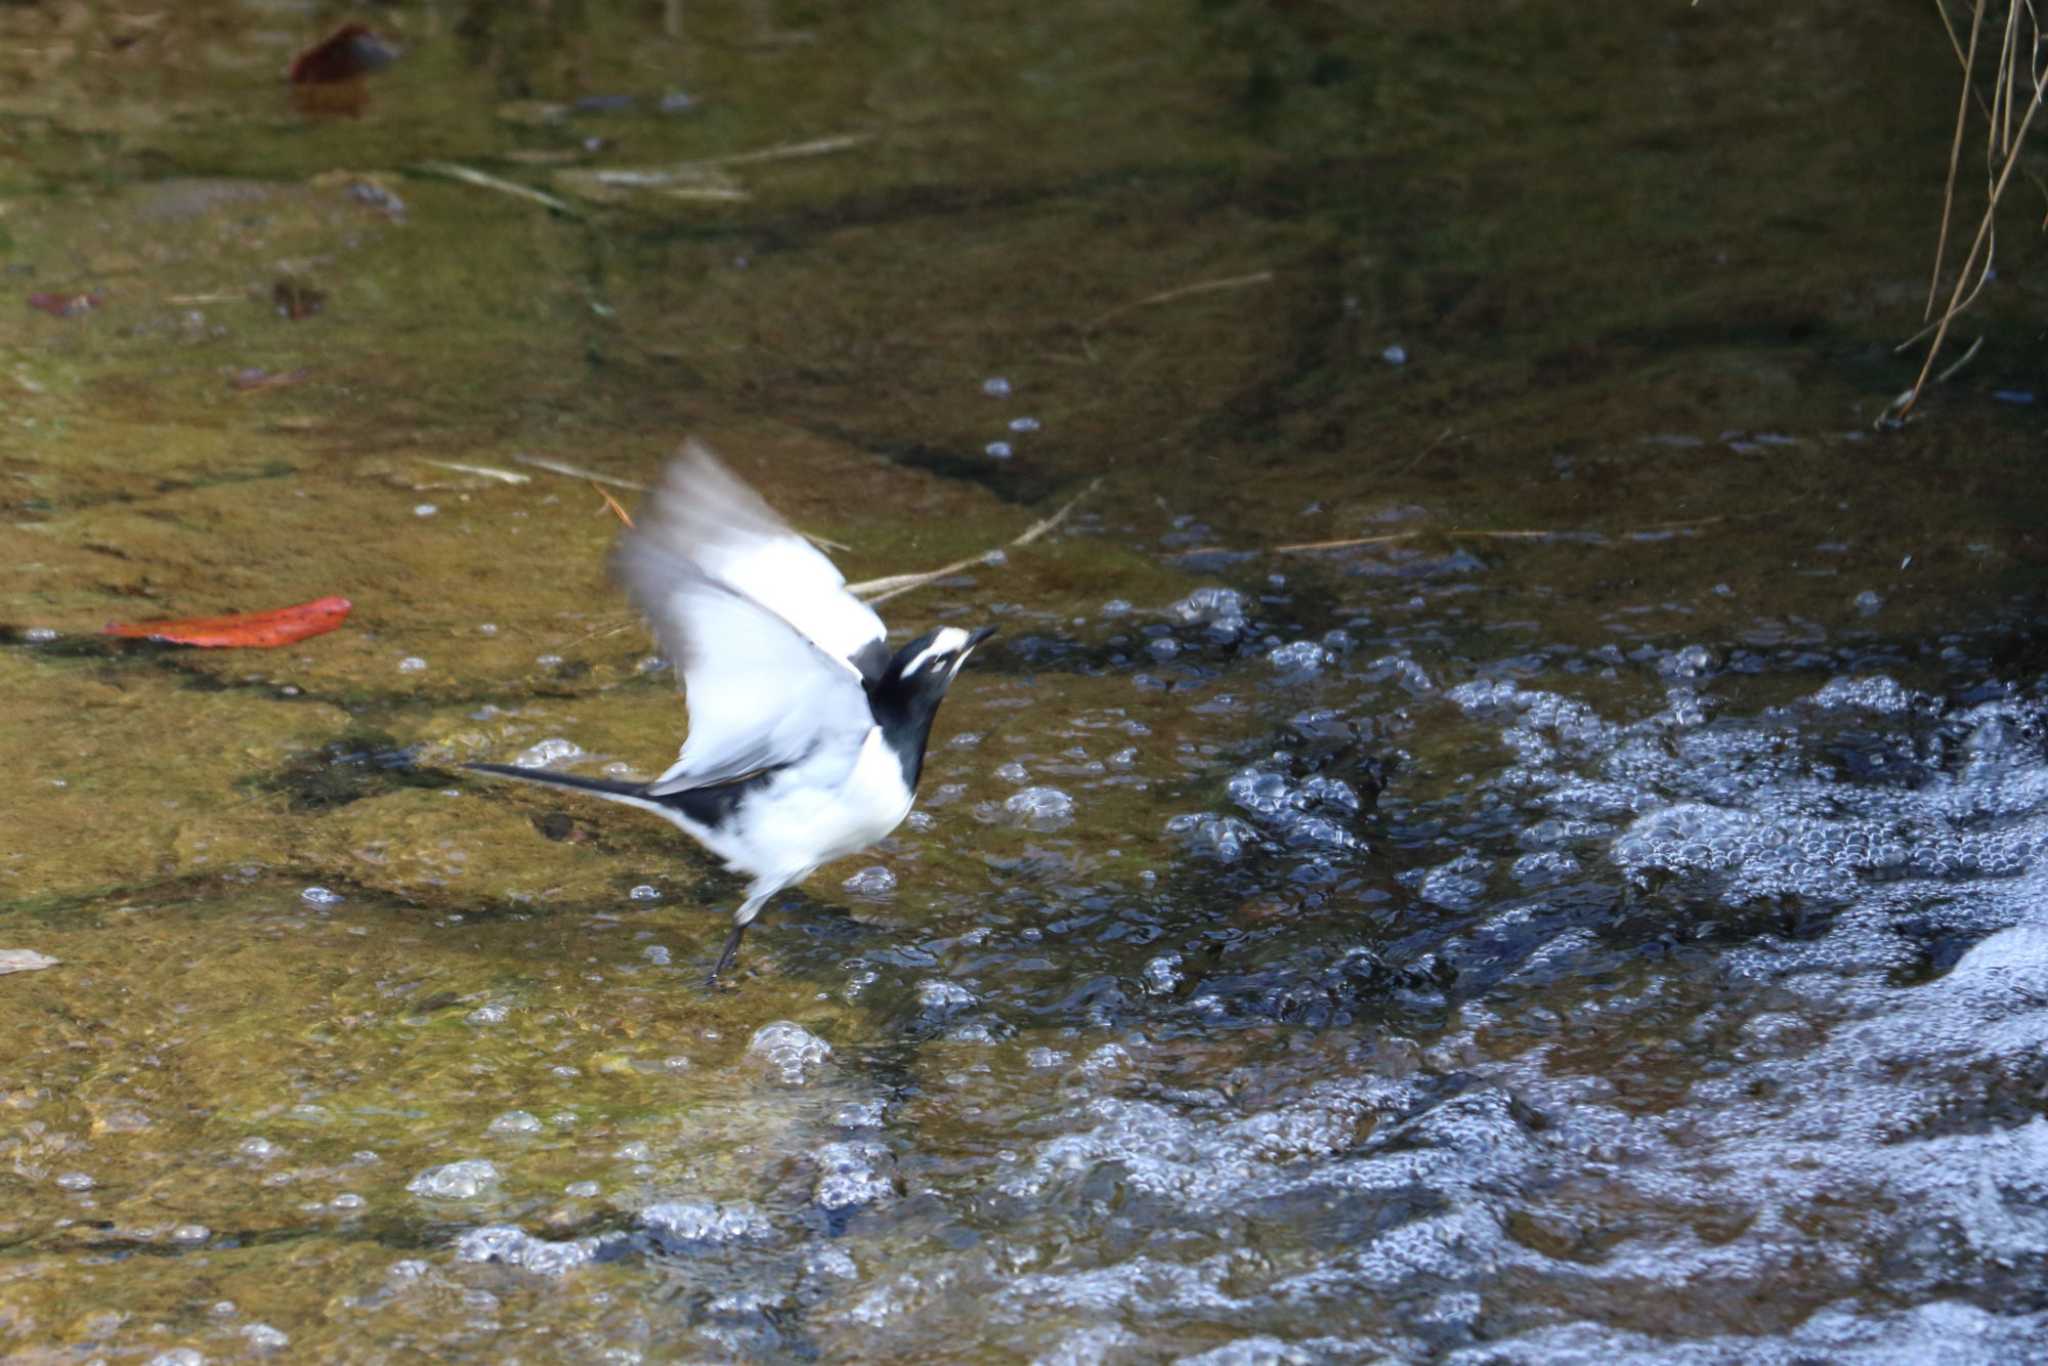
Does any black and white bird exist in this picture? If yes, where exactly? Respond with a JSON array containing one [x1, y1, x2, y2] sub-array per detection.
[[469, 441, 995, 983]]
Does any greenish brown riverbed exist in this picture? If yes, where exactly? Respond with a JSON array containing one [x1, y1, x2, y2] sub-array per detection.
[[4, 1, 2047, 1361]]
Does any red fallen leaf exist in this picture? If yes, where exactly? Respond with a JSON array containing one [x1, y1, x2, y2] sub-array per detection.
[[288, 24, 401, 84], [104, 595, 352, 648], [27, 292, 102, 318]]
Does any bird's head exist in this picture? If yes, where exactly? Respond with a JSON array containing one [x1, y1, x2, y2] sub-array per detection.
[[879, 625, 996, 705]]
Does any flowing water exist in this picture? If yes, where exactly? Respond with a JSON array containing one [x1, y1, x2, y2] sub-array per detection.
[[3, 1, 2047, 1361]]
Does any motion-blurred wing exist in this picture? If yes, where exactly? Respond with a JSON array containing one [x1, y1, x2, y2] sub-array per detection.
[[613, 441, 887, 791]]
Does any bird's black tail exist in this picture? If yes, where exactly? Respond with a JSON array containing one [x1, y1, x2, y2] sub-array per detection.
[[465, 763, 652, 803]]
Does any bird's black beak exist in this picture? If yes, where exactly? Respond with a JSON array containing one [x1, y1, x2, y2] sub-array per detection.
[[966, 625, 998, 650]]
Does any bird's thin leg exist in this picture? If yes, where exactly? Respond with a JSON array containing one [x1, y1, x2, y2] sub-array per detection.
[[705, 890, 773, 987], [709, 920, 748, 985]]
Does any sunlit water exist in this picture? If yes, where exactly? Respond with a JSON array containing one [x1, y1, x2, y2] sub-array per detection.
[[11, 581, 2048, 1361]]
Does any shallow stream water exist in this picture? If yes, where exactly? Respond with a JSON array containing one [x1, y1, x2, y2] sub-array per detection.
[[3, 2, 2047, 1361]]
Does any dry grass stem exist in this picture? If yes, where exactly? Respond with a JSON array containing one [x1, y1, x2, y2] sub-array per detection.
[[421, 460, 530, 484], [1934, 333, 1987, 381], [1895, 0, 2047, 421], [1272, 518, 1725, 555], [690, 133, 869, 169], [1083, 271, 1275, 332], [415, 161, 581, 216], [511, 453, 648, 490]]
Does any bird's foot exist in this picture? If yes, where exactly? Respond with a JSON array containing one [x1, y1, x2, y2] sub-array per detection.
[[703, 919, 748, 989]]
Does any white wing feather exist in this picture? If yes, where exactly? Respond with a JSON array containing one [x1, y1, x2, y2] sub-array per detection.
[[612, 441, 888, 792]]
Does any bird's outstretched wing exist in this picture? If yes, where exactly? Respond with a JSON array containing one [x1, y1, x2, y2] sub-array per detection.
[[613, 440, 888, 793]]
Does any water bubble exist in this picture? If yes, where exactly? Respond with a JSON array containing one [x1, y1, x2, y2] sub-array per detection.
[[455, 1225, 604, 1276], [1165, 812, 1260, 861], [841, 865, 897, 899], [486, 1110, 543, 1136], [413, 503, 438, 518], [1027, 1047, 1069, 1069], [300, 886, 343, 907], [812, 1140, 895, 1210], [993, 760, 1031, 784], [54, 1171, 94, 1191], [1382, 343, 1409, 365], [515, 737, 584, 768], [985, 441, 1014, 460], [1141, 953, 1184, 995], [1267, 639, 1329, 673], [21, 626, 57, 643], [241, 1323, 290, 1351], [466, 1002, 510, 1026], [643, 945, 671, 965], [1169, 587, 1248, 640], [747, 1021, 832, 1085], [406, 1158, 500, 1200], [1658, 644, 1717, 680], [1005, 786, 1076, 830], [917, 979, 977, 1019], [1008, 415, 1041, 432], [1854, 589, 1884, 616], [566, 1181, 601, 1198], [637, 1200, 774, 1246], [836, 1098, 887, 1128], [238, 1137, 283, 1161], [1811, 675, 1913, 714], [981, 376, 1013, 397]]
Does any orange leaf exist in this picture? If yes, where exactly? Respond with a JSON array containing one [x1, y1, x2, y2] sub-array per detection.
[[103, 595, 352, 648]]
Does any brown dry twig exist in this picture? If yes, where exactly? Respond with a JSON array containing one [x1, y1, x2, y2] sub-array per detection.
[[849, 478, 1101, 604], [593, 482, 634, 528]]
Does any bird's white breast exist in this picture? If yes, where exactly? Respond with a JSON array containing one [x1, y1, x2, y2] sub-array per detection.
[[690, 727, 913, 891]]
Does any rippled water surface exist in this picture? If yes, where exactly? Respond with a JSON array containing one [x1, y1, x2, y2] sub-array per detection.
[[4, 1, 2047, 1361]]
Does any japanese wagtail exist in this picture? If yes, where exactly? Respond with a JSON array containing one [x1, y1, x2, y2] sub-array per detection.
[[470, 440, 994, 984]]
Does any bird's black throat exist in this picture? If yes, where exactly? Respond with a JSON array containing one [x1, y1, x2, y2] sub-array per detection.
[[867, 683, 948, 791]]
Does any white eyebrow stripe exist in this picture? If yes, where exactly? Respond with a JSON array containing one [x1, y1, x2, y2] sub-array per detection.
[[903, 627, 971, 675]]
